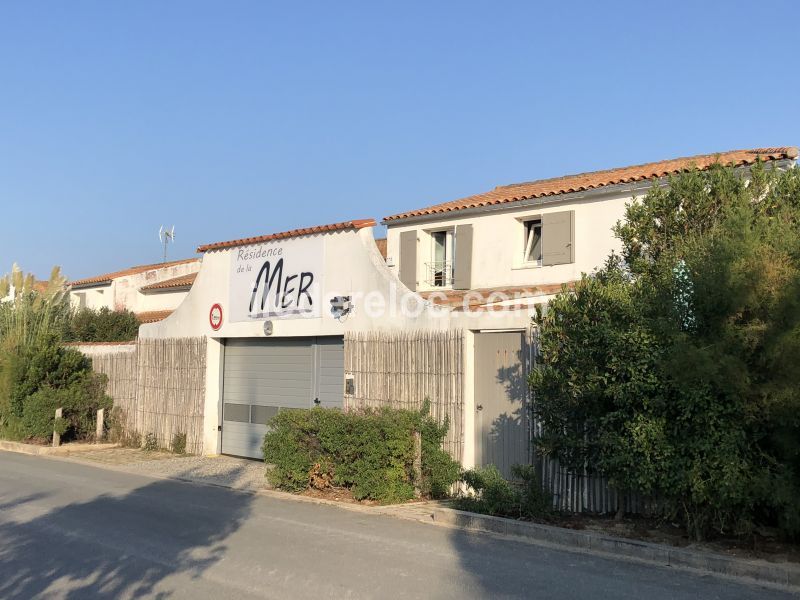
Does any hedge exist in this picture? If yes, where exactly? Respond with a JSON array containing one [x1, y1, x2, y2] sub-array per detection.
[[262, 405, 461, 504]]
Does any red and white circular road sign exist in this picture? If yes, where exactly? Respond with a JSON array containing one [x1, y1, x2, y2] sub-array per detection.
[[209, 303, 223, 331]]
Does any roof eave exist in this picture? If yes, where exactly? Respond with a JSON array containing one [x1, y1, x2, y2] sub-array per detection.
[[197, 219, 376, 253], [69, 280, 112, 290], [139, 284, 193, 294], [382, 158, 797, 227]]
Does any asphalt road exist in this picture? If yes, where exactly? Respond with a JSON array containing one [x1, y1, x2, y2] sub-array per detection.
[[0, 452, 793, 600]]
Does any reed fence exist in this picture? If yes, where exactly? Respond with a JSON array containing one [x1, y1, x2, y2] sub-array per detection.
[[135, 337, 206, 454], [344, 330, 464, 463], [87, 337, 207, 454], [89, 349, 138, 436]]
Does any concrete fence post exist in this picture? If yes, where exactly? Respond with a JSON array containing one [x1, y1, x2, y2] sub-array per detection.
[[52, 407, 63, 447], [96, 408, 105, 441]]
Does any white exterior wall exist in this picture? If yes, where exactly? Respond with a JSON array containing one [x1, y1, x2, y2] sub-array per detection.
[[139, 228, 529, 340], [136, 288, 193, 312], [385, 188, 645, 291], [66, 342, 137, 356], [70, 285, 113, 310], [111, 261, 199, 313], [140, 227, 530, 458], [69, 260, 200, 313]]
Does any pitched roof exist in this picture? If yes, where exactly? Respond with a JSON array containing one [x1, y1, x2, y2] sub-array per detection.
[[383, 147, 799, 223], [135, 310, 174, 324], [139, 272, 197, 293], [197, 219, 376, 253], [70, 258, 200, 288]]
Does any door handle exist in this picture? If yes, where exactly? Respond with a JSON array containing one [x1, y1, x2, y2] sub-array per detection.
[[476, 404, 483, 411]]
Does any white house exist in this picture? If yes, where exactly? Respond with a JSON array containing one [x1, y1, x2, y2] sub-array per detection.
[[137, 147, 797, 476], [383, 147, 798, 309], [69, 258, 200, 323]]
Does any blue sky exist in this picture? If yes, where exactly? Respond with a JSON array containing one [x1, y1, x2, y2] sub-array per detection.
[[1, 1, 798, 280]]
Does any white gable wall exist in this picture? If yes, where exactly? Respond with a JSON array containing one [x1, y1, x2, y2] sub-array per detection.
[[140, 226, 530, 458]]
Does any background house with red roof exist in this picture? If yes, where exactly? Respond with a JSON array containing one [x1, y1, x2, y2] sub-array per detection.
[[69, 258, 200, 323]]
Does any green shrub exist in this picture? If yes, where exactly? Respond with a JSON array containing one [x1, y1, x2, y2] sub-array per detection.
[[124, 431, 142, 449], [64, 307, 140, 343], [143, 432, 158, 451], [19, 372, 112, 442], [262, 405, 460, 504], [455, 464, 552, 520], [6, 337, 89, 419], [20, 389, 61, 439], [171, 432, 187, 454]]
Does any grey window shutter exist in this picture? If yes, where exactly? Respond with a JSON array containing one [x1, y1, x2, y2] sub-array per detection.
[[453, 224, 473, 290], [398, 230, 417, 291], [542, 210, 574, 266]]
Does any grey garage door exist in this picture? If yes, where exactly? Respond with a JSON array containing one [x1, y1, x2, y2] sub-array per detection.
[[221, 336, 344, 458]]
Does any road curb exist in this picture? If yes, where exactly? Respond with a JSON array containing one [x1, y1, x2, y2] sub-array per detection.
[[8, 447, 797, 591], [0, 440, 119, 456], [430, 507, 799, 590]]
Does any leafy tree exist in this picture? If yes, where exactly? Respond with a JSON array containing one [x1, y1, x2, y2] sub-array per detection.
[[65, 307, 140, 343], [531, 161, 800, 539], [531, 257, 669, 519]]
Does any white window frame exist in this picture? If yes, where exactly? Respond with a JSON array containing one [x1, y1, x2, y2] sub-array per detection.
[[425, 228, 455, 288], [522, 218, 543, 267]]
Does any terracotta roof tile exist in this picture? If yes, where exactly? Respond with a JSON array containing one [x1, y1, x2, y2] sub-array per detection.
[[70, 258, 200, 288], [374, 238, 387, 259], [420, 284, 570, 310], [197, 219, 377, 253], [140, 272, 197, 292], [135, 310, 173, 324], [383, 147, 799, 223]]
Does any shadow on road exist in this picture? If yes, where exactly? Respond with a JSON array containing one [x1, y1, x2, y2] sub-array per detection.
[[0, 468, 253, 599]]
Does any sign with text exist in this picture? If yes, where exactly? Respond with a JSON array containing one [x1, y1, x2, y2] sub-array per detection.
[[229, 237, 324, 322]]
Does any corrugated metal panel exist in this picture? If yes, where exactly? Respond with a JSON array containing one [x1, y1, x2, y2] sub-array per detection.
[[316, 337, 344, 408], [221, 336, 344, 459]]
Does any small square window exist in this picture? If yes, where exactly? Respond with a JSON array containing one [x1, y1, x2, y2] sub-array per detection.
[[524, 220, 542, 265]]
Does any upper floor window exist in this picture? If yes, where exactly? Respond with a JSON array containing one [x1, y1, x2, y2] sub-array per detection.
[[427, 229, 454, 287], [523, 219, 542, 265]]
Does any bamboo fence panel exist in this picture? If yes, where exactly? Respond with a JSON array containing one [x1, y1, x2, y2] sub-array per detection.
[[90, 349, 139, 435], [135, 337, 207, 454], [83, 338, 206, 453], [344, 330, 464, 463], [533, 453, 657, 515]]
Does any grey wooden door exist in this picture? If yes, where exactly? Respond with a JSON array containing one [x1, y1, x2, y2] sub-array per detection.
[[221, 336, 344, 458], [474, 331, 529, 478]]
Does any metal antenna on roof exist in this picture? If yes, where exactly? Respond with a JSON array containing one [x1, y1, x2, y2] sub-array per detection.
[[158, 225, 175, 263]]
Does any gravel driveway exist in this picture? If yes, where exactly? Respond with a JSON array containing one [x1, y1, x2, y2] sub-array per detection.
[[71, 448, 270, 492]]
